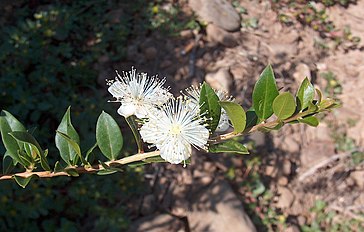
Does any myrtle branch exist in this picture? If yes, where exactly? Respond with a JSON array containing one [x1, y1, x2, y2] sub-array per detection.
[[0, 151, 160, 180]]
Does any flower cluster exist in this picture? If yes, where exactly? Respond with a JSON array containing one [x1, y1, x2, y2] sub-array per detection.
[[108, 67, 232, 165]]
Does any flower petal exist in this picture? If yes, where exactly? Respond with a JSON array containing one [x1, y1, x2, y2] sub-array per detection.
[[117, 103, 137, 118]]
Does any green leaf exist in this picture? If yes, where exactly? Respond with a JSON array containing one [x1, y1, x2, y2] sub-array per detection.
[[64, 168, 79, 177], [14, 174, 36, 188], [296, 77, 314, 111], [0, 110, 26, 132], [252, 65, 279, 120], [298, 116, 319, 127], [97, 169, 117, 175], [143, 156, 168, 163], [9, 131, 50, 171], [56, 131, 87, 165], [199, 82, 221, 133], [85, 142, 98, 162], [272, 92, 296, 120], [0, 117, 22, 164], [55, 107, 80, 166], [245, 108, 258, 129], [316, 88, 323, 103], [319, 99, 339, 110], [96, 111, 123, 161], [258, 121, 284, 132], [3, 152, 16, 174], [219, 101, 246, 133], [54, 161, 64, 173], [209, 140, 249, 154]]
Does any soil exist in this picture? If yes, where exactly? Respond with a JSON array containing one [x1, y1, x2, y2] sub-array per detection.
[[104, 0, 364, 231]]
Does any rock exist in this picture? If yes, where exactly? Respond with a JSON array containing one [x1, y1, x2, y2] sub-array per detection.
[[293, 63, 311, 85], [286, 225, 300, 232], [179, 29, 194, 39], [189, 0, 241, 32], [205, 68, 233, 92], [300, 141, 335, 169], [144, 47, 158, 60], [276, 187, 294, 208], [206, 24, 239, 47], [188, 180, 257, 232], [249, 131, 266, 147], [297, 215, 306, 226], [265, 165, 277, 178], [278, 176, 289, 186], [141, 194, 156, 216], [350, 171, 364, 189], [127, 214, 184, 232], [282, 160, 292, 176], [281, 137, 300, 154]]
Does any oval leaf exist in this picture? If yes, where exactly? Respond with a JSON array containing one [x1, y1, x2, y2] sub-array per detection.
[[9, 131, 50, 171], [0, 117, 22, 164], [55, 107, 80, 166], [199, 82, 221, 133], [219, 101, 246, 133], [14, 174, 37, 188], [56, 131, 87, 165], [96, 111, 123, 161], [1, 110, 26, 132], [296, 77, 314, 111], [209, 140, 249, 155], [252, 65, 279, 120], [298, 116, 319, 127], [3, 151, 16, 174], [245, 108, 258, 129], [272, 92, 296, 120]]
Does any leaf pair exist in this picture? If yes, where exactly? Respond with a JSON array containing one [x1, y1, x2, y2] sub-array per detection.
[[56, 107, 123, 167], [0, 110, 50, 172], [199, 83, 246, 134]]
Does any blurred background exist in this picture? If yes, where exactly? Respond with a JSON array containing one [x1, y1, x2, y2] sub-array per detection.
[[0, 0, 363, 231]]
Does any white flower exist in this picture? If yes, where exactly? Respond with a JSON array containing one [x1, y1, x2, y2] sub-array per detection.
[[140, 97, 209, 165], [183, 85, 233, 132], [107, 67, 172, 118]]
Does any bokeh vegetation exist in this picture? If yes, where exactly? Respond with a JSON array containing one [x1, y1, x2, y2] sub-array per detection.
[[0, 1, 167, 230]]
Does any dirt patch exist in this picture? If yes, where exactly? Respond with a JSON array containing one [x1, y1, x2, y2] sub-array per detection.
[[110, 0, 364, 230]]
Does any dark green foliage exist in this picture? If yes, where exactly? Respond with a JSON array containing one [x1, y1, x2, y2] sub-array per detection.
[[199, 82, 221, 133], [252, 65, 279, 121], [0, 1, 148, 230], [219, 101, 246, 133]]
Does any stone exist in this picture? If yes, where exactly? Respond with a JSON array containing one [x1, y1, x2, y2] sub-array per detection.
[[300, 140, 335, 169], [206, 24, 239, 47], [276, 187, 294, 208], [286, 225, 300, 232], [265, 165, 277, 178], [141, 194, 156, 216], [350, 171, 364, 189], [188, 180, 257, 232], [281, 137, 300, 154], [127, 214, 184, 232], [249, 131, 266, 147], [293, 63, 311, 85], [205, 68, 233, 93], [180, 29, 194, 39], [282, 160, 292, 176], [278, 176, 289, 186], [189, 0, 241, 32], [297, 215, 306, 226]]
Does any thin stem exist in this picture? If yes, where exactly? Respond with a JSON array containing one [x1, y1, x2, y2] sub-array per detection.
[[211, 110, 312, 143], [125, 115, 144, 153], [0, 150, 160, 180]]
